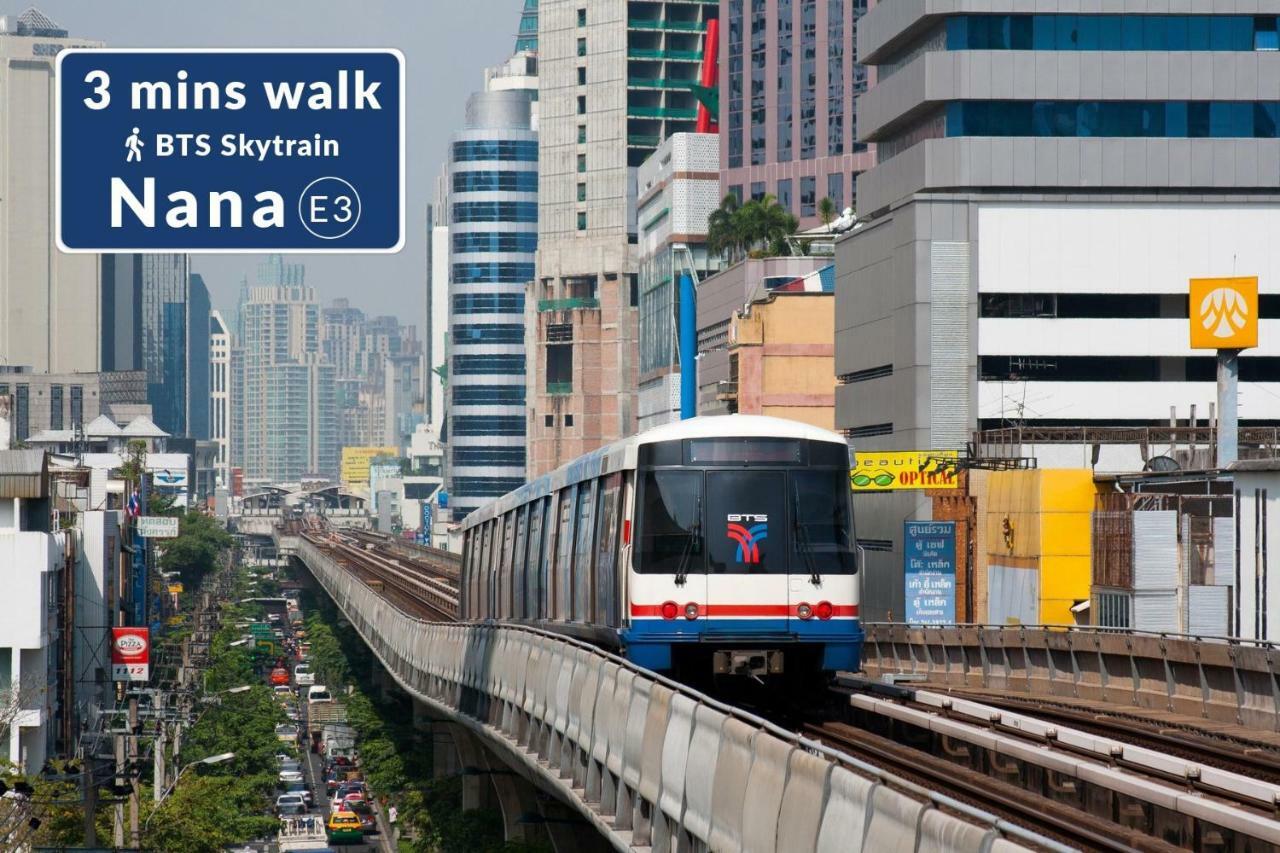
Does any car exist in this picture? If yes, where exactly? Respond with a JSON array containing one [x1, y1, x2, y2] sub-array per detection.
[[273, 685, 294, 699], [333, 781, 365, 800], [335, 792, 365, 812], [278, 759, 302, 773], [324, 769, 340, 795], [275, 793, 306, 815], [294, 663, 315, 686], [347, 800, 378, 834], [275, 753, 293, 764], [307, 685, 332, 703], [269, 667, 290, 686], [275, 723, 300, 743], [278, 770, 305, 785], [325, 811, 363, 845], [283, 780, 313, 807]]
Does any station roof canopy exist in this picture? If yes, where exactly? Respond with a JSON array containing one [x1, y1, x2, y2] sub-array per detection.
[[0, 450, 49, 498]]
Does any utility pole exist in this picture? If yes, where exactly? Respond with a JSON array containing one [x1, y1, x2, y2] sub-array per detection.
[[128, 695, 139, 848], [81, 756, 97, 847], [113, 698, 124, 847]]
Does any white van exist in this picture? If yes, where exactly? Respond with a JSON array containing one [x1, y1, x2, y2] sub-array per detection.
[[294, 663, 315, 687], [307, 685, 332, 703]]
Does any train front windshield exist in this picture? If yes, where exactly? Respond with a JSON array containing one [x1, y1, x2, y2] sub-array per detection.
[[635, 453, 857, 575]]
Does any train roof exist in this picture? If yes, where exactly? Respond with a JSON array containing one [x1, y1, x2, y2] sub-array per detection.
[[461, 415, 847, 529]]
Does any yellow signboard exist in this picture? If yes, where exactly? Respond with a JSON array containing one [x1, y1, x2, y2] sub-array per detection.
[[851, 450, 959, 491], [1190, 276, 1258, 350], [340, 445, 398, 485], [167, 582, 184, 594]]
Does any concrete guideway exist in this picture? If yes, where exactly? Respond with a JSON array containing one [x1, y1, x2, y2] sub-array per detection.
[[863, 622, 1280, 737], [291, 536, 1052, 853]]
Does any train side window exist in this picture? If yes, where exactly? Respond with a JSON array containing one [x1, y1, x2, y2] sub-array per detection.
[[525, 501, 543, 619], [476, 522, 490, 616], [460, 532, 471, 618], [542, 494, 559, 620], [513, 505, 528, 618], [595, 472, 622, 628], [556, 486, 577, 621], [573, 479, 597, 623], [501, 512, 516, 619]]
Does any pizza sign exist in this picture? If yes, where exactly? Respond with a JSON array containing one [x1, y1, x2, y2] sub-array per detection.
[[111, 627, 150, 682]]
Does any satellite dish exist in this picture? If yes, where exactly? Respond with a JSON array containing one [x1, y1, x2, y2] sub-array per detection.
[[1144, 455, 1181, 472]]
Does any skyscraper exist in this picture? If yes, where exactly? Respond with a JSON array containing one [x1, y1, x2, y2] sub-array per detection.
[[528, 0, 717, 476], [239, 256, 337, 484], [140, 254, 189, 436], [445, 54, 538, 520], [187, 273, 211, 440], [209, 310, 231, 488], [719, 0, 876, 224], [0, 10, 102, 373]]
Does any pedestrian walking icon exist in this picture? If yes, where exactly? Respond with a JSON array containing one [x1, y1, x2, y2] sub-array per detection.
[[124, 127, 144, 162]]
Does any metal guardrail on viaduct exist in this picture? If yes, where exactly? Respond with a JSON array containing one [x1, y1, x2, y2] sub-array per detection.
[[286, 534, 1050, 853], [862, 622, 1280, 731]]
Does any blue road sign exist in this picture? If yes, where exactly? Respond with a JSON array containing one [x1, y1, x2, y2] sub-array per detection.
[[57, 49, 404, 252], [903, 521, 957, 625]]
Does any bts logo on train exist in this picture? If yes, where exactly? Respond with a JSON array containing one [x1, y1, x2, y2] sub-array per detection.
[[726, 513, 768, 564]]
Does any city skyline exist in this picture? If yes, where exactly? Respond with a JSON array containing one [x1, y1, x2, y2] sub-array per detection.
[[32, 0, 522, 324]]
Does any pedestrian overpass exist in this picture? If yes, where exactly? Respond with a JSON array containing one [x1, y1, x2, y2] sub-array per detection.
[[284, 531, 1046, 852]]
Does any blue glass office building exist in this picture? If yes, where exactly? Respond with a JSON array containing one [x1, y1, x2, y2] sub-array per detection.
[[446, 82, 538, 521]]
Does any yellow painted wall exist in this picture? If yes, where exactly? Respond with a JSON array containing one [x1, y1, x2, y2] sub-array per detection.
[[340, 446, 398, 485], [976, 469, 1095, 624]]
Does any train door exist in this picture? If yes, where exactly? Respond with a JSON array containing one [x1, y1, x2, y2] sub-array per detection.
[[704, 470, 789, 634]]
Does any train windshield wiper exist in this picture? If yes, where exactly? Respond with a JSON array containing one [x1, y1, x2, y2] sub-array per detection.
[[793, 490, 822, 587], [674, 494, 702, 587]]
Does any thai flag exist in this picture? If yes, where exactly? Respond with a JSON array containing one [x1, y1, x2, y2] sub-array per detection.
[[127, 491, 141, 518]]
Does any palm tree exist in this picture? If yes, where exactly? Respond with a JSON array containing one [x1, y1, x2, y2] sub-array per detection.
[[817, 196, 837, 228], [707, 193, 743, 261]]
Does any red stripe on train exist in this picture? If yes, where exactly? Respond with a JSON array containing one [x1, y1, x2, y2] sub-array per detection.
[[630, 603, 858, 618]]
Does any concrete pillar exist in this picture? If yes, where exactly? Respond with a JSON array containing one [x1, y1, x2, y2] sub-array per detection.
[[475, 749, 546, 845], [445, 723, 486, 811]]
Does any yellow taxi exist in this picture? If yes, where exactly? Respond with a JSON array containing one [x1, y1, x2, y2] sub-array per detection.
[[325, 810, 364, 844]]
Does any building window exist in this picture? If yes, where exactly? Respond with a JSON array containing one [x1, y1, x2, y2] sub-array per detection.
[[800, 176, 816, 216], [826, 172, 844, 212], [727, 0, 745, 168], [577, 182, 587, 201], [777, 0, 794, 162], [453, 293, 525, 315], [547, 344, 573, 393], [14, 384, 28, 441], [776, 179, 794, 213], [452, 386, 526, 406], [577, 153, 587, 172], [728, 184, 743, 204], [452, 231, 539, 253], [577, 95, 587, 115], [70, 385, 83, 427], [750, 0, 768, 165], [451, 353, 526, 375], [49, 385, 63, 431], [577, 7, 586, 26], [946, 99, 1280, 139], [577, 124, 587, 143], [545, 414, 554, 427], [565, 414, 574, 427], [453, 170, 539, 193], [800, 0, 817, 159], [577, 211, 587, 230], [452, 262, 536, 284], [750, 181, 766, 201], [453, 324, 526, 344], [577, 37, 587, 57], [452, 140, 539, 161], [452, 415, 526, 436], [453, 201, 538, 223], [577, 66, 587, 85], [945, 14, 1273, 52]]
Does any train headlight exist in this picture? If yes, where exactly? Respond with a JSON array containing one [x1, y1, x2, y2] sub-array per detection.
[[684, 602, 699, 620], [796, 603, 813, 620], [815, 601, 834, 620], [660, 601, 679, 620]]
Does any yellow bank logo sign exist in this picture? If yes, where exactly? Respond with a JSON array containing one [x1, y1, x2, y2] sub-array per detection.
[[851, 451, 959, 491], [1190, 276, 1258, 350]]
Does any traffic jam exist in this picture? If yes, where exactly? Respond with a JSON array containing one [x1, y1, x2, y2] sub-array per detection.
[[263, 597, 386, 849]]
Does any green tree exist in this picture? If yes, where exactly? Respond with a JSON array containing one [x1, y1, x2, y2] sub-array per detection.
[[707, 192, 799, 261], [818, 195, 837, 228], [159, 511, 233, 589], [707, 192, 744, 261]]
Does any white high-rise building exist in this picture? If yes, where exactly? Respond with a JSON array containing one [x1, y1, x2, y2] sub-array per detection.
[[0, 10, 103, 373], [209, 310, 231, 487], [426, 172, 450, 430]]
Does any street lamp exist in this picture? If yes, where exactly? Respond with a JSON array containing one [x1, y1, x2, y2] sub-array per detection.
[[145, 752, 235, 826], [199, 684, 251, 704]]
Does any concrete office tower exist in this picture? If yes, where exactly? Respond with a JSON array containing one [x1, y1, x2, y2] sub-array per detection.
[[426, 172, 450, 429], [838, 5, 1280, 621], [239, 257, 337, 485], [446, 62, 538, 521], [0, 10, 102, 374], [209, 310, 231, 488], [636, 133, 723, 430], [719, 0, 876, 225], [529, 0, 716, 476], [187, 273, 211, 440]]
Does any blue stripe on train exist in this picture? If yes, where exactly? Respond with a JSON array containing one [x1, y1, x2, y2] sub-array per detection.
[[620, 618, 863, 672]]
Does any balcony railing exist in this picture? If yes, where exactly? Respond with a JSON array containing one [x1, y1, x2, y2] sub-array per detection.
[[628, 105, 698, 120], [546, 382, 573, 396], [628, 47, 702, 61], [538, 297, 600, 311], [628, 18, 705, 31]]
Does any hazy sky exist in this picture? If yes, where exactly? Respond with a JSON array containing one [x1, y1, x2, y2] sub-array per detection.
[[36, 0, 521, 328]]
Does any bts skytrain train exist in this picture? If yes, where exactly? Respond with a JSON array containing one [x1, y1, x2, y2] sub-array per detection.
[[459, 415, 862, 681]]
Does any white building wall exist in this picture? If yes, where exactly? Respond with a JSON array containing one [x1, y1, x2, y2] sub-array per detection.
[[977, 203, 1280, 426], [1234, 470, 1280, 642], [0, 528, 62, 771]]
